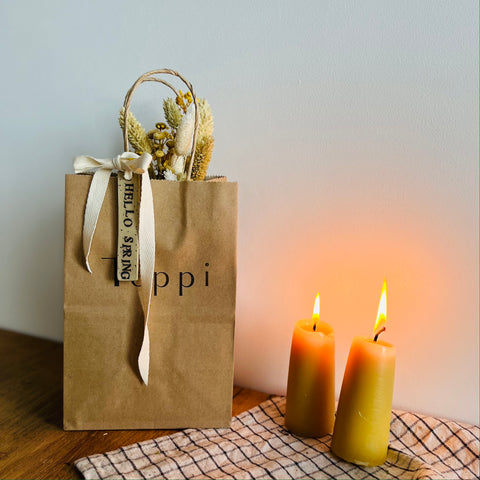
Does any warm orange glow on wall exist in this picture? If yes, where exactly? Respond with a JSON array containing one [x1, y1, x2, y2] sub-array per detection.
[[234, 206, 478, 425]]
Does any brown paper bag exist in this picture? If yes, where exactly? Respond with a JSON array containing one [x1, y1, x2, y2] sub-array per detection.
[[63, 70, 237, 430], [64, 175, 237, 430]]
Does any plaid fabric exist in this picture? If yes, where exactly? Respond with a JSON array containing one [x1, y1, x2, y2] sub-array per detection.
[[75, 397, 479, 480]]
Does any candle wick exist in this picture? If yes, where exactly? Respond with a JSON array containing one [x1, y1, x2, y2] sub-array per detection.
[[313, 322, 316, 332], [374, 326, 386, 342]]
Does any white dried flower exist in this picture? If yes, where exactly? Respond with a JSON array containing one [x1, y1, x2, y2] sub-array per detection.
[[163, 169, 177, 181], [170, 154, 185, 175], [174, 107, 194, 156]]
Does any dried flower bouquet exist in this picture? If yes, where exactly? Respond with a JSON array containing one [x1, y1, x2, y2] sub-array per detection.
[[119, 90, 214, 181]]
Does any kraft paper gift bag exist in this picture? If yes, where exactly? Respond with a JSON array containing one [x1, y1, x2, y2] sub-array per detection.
[[63, 70, 237, 430]]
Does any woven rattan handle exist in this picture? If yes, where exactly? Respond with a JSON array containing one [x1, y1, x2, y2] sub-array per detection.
[[122, 69, 199, 181]]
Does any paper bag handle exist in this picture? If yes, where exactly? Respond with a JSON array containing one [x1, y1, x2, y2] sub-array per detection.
[[122, 69, 199, 181]]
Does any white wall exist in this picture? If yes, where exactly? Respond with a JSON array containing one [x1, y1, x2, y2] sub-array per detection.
[[1, 0, 478, 425]]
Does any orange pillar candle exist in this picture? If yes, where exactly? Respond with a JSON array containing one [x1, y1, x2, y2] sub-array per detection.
[[285, 294, 335, 437], [331, 280, 396, 466]]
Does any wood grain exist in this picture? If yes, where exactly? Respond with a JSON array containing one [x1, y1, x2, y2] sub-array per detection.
[[0, 329, 270, 479]]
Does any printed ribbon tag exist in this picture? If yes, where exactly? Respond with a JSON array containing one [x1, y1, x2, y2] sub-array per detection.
[[117, 172, 140, 281]]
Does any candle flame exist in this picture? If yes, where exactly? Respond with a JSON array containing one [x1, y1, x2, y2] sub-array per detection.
[[373, 280, 387, 335], [312, 293, 320, 319], [312, 293, 320, 330]]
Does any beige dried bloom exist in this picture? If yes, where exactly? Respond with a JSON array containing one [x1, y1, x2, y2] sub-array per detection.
[[119, 107, 152, 155], [189, 98, 214, 180], [174, 108, 194, 156], [163, 98, 183, 129], [170, 154, 185, 175], [197, 99, 213, 140], [191, 135, 214, 181]]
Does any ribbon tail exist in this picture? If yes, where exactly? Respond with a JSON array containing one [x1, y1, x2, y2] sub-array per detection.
[[137, 171, 155, 385], [82, 168, 112, 272], [138, 327, 150, 385]]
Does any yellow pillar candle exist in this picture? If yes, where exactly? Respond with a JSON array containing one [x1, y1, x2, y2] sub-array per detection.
[[285, 294, 335, 437], [331, 280, 396, 466]]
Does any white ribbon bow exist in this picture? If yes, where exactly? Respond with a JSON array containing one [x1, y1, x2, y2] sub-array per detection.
[[74, 152, 155, 385]]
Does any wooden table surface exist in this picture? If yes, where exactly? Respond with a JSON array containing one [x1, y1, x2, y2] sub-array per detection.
[[0, 329, 271, 480]]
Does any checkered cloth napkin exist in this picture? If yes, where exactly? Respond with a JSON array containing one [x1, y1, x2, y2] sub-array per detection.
[[75, 397, 479, 480]]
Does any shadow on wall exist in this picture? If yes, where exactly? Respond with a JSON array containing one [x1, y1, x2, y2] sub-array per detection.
[[13, 200, 64, 341]]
